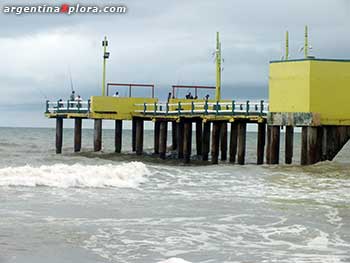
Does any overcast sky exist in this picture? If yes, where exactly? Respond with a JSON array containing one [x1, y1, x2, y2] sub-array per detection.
[[0, 0, 349, 127]]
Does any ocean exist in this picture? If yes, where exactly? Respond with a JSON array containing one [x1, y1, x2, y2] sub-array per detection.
[[0, 126, 349, 263]]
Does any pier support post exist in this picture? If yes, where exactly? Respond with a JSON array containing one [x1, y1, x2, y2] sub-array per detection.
[[132, 118, 136, 152], [115, 120, 123, 153], [229, 122, 238, 163], [285, 126, 294, 164], [196, 120, 203, 156], [237, 122, 247, 165], [220, 122, 228, 161], [159, 121, 168, 159], [306, 127, 322, 165], [74, 118, 82, 153], [56, 117, 63, 154], [301, 127, 308, 165], [211, 122, 221, 164], [172, 122, 178, 151], [270, 126, 280, 164], [183, 120, 192, 163], [154, 121, 160, 154], [135, 119, 144, 155], [266, 126, 272, 164], [177, 121, 184, 159], [94, 119, 102, 152], [202, 122, 211, 161], [257, 123, 266, 165]]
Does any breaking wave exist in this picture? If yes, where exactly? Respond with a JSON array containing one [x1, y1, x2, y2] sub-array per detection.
[[157, 258, 192, 263], [0, 162, 150, 188]]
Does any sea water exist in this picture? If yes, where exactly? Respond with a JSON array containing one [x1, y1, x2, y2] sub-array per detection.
[[0, 127, 349, 263]]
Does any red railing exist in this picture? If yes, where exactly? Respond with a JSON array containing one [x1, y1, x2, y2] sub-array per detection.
[[107, 83, 155, 98]]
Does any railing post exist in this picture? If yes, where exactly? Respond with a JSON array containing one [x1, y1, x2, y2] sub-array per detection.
[[191, 101, 194, 115], [178, 102, 181, 115], [260, 100, 264, 116], [166, 103, 169, 115], [67, 100, 70, 112], [246, 100, 250, 115], [143, 103, 147, 114], [231, 100, 235, 115], [45, 100, 49, 113], [204, 100, 208, 115], [216, 101, 219, 116], [154, 102, 157, 115], [88, 99, 91, 112]]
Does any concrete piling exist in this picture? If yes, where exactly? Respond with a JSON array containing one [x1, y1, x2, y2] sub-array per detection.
[[115, 120, 123, 153], [237, 122, 247, 165], [270, 126, 280, 164], [202, 122, 211, 161], [301, 127, 308, 165], [154, 121, 160, 154], [266, 126, 272, 164], [285, 125, 294, 164], [257, 123, 266, 165], [135, 119, 144, 155], [183, 121, 192, 163], [159, 121, 168, 159], [132, 118, 136, 152], [220, 122, 228, 161], [93, 119, 102, 152], [74, 118, 82, 153], [229, 122, 238, 163], [196, 120, 203, 156], [56, 117, 63, 154], [211, 122, 221, 164]]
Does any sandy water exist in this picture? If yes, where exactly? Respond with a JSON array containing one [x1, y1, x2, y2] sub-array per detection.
[[0, 127, 349, 263]]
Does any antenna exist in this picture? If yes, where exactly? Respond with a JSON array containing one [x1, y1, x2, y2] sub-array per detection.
[[304, 25, 308, 58], [102, 36, 110, 96], [285, 30, 289, 60]]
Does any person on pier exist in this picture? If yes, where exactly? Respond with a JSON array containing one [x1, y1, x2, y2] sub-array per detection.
[[113, 91, 120, 97]]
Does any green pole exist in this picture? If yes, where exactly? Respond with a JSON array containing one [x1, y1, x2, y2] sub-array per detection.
[[285, 30, 289, 60]]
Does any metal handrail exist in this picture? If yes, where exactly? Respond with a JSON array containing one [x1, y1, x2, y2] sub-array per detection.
[[46, 100, 90, 114]]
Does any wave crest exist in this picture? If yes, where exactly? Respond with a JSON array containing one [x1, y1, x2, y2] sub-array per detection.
[[0, 162, 150, 188]]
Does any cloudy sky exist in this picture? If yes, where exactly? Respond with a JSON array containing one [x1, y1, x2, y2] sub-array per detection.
[[0, 0, 349, 127]]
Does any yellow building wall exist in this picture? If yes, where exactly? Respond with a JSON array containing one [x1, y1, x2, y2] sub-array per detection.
[[309, 61, 350, 125], [269, 61, 311, 112], [90, 96, 158, 120]]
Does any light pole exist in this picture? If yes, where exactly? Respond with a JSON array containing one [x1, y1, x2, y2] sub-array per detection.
[[102, 36, 110, 96]]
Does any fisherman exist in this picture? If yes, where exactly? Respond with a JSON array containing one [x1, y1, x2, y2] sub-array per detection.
[[70, 90, 75, 101], [113, 91, 120, 97], [204, 94, 210, 100], [75, 95, 82, 109], [167, 92, 172, 102]]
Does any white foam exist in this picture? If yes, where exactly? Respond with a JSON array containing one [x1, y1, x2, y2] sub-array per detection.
[[157, 258, 192, 263], [0, 162, 150, 188]]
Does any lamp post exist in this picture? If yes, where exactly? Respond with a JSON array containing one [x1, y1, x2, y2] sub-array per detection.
[[102, 36, 110, 96]]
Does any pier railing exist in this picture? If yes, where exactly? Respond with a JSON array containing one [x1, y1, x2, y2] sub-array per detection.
[[135, 100, 269, 117], [45, 100, 90, 114]]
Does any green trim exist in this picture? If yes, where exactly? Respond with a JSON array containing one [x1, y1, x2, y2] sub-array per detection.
[[270, 58, 350, 64]]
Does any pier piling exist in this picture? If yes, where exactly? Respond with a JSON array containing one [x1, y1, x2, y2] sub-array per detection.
[[229, 122, 238, 163], [177, 121, 184, 159], [115, 120, 123, 153], [135, 119, 144, 155], [257, 123, 266, 165], [154, 121, 160, 154], [211, 122, 221, 164], [270, 126, 280, 164], [74, 118, 82, 152], [202, 122, 211, 161], [266, 126, 272, 164], [159, 121, 168, 159], [56, 117, 63, 154], [301, 127, 308, 165], [237, 122, 247, 165], [285, 126, 294, 164], [172, 122, 178, 151], [93, 119, 102, 152], [196, 120, 203, 156], [183, 120, 192, 163], [132, 118, 136, 152], [220, 122, 228, 161]]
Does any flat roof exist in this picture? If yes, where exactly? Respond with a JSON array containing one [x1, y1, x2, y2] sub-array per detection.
[[270, 58, 350, 64]]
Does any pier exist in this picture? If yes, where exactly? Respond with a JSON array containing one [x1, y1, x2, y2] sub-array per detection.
[[45, 33, 350, 165]]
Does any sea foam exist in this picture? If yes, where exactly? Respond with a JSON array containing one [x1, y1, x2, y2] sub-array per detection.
[[157, 258, 192, 263], [0, 162, 150, 188]]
